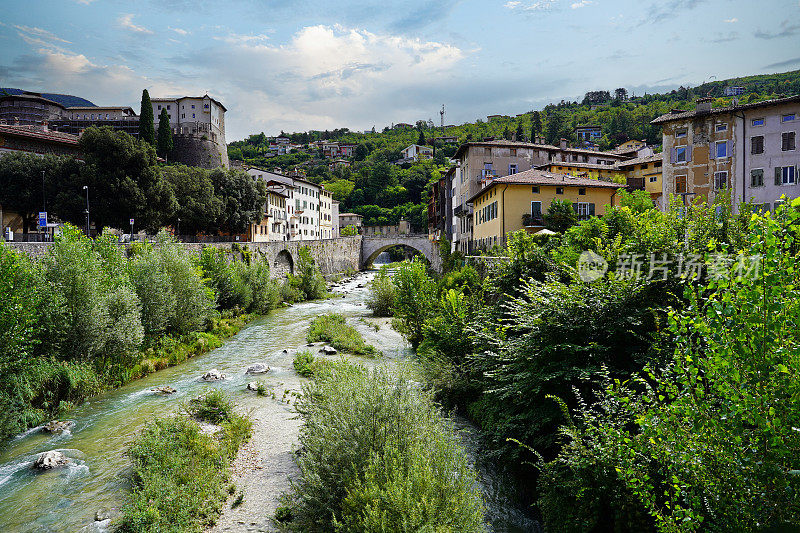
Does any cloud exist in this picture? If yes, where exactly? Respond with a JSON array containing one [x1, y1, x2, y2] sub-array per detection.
[[754, 19, 800, 39], [389, 0, 460, 32], [169, 27, 189, 35], [75, 0, 98, 4], [504, 0, 558, 11], [706, 31, 739, 43], [13, 25, 71, 44], [118, 14, 154, 34], [646, 0, 705, 24], [724, 17, 738, 23], [214, 32, 272, 44], [763, 56, 800, 69], [571, 0, 592, 8]]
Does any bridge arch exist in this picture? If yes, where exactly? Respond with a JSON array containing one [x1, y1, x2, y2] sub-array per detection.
[[360, 235, 441, 272], [273, 249, 294, 277]]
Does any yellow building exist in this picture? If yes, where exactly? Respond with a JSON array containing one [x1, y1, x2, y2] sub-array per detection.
[[250, 190, 289, 242], [469, 169, 621, 249], [542, 162, 626, 183], [616, 153, 663, 208]]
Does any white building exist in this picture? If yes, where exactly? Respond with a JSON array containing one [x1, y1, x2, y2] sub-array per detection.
[[319, 188, 334, 239], [291, 178, 321, 240], [400, 144, 433, 161], [331, 200, 340, 237], [150, 94, 226, 143]]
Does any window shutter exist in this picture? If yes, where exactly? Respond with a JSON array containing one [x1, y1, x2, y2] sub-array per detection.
[[670, 148, 675, 164], [589, 203, 595, 215], [572, 203, 579, 213], [709, 143, 715, 160], [687, 144, 693, 161], [775, 167, 782, 186], [727, 140, 733, 156]]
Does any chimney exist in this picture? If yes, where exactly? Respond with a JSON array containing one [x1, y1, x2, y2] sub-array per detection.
[[560, 138, 568, 150], [695, 97, 713, 114], [42, 120, 49, 132]]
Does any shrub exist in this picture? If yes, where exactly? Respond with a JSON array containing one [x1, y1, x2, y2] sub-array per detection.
[[391, 258, 437, 349], [365, 269, 395, 317], [0, 242, 41, 371], [187, 389, 235, 424], [119, 402, 252, 532], [307, 314, 381, 357], [288, 361, 484, 532], [543, 199, 578, 233], [238, 256, 280, 314], [198, 246, 251, 311], [293, 350, 317, 378], [288, 247, 327, 301]]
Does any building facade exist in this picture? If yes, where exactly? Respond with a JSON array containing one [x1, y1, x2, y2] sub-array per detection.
[[468, 170, 621, 249], [616, 153, 664, 208], [331, 200, 340, 237], [319, 188, 334, 239], [339, 213, 363, 232], [0, 93, 66, 126]]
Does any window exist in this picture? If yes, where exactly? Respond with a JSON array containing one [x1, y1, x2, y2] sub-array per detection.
[[752, 117, 765, 127], [508, 164, 517, 175], [532, 186, 539, 194], [751, 136, 764, 155], [649, 175, 658, 183], [714, 171, 728, 190], [556, 187, 564, 195], [676, 146, 687, 163], [157, 105, 161, 110], [191, 104, 195, 109], [715, 141, 728, 158], [782, 131, 796, 151], [675, 175, 687, 194], [509, 148, 517, 156], [751, 168, 764, 188], [676, 128, 687, 138], [531, 201, 542, 220], [776, 166, 797, 185], [192, 113, 195, 118], [571, 154, 578, 162], [577, 202, 590, 218], [715, 123, 727, 132], [782, 114, 796, 123], [578, 188, 586, 195], [167, 105, 170, 110]]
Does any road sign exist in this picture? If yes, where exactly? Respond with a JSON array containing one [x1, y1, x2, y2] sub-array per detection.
[[38, 212, 47, 228], [129, 218, 134, 226]]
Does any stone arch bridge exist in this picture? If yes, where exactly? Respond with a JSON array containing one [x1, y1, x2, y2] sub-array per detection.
[[360, 234, 441, 272]]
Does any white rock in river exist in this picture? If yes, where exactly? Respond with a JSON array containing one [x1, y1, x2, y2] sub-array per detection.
[[246, 381, 260, 391], [201, 369, 225, 381], [245, 363, 270, 374], [150, 386, 176, 394], [43, 420, 74, 433], [33, 450, 69, 470], [320, 345, 337, 355]]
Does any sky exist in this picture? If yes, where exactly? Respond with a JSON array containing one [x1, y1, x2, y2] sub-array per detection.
[[1, 0, 798, 141]]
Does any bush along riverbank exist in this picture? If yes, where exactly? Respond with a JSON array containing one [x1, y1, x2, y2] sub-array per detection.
[[279, 360, 485, 532], [0, 226, 330, 442], [306, 313, 381, 357], [119, 390, 252, 532], [386, 192, 800, 531]]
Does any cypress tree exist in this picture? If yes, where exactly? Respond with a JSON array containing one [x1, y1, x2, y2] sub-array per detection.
[[157, 109, 173, 159], [417, 129, 426, 146], [139, 89, 155, 146], [531, 111, 543, 141]]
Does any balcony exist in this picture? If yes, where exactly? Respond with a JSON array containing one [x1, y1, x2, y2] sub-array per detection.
[[522, 213, 544, 227]]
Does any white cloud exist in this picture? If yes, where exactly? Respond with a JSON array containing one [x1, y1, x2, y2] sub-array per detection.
[[75, 0, 98, 4], [571, 0, 592, 8], [505, 0, 558, 11], [724, 17, 738, 23], [118, 14, 153, 34], [214, 32, 272, 44], [170, 27, 189, 35], [13, 25, 71, 44]]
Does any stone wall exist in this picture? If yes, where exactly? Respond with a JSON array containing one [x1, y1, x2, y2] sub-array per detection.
[[4, 236, 363, 278], [171, 133, 229, 169]]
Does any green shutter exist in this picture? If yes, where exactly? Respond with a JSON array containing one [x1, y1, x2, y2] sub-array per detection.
[[775, 167, 782, 186], [589, 203, 595, 215], [572, 203, 579, 213]]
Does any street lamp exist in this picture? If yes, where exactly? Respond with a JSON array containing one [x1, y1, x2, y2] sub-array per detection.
[[42, 170, 47, 240], [177, 217, 181, 238], [83, 185, 90, 237]]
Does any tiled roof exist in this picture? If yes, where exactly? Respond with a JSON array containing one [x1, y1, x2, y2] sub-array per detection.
[[0, 124, 79, 145], [544, 161, 622, 171], [651, 94, 800, 124], [467, 169, 621, 203], [615, 153, 663, 168], [339, 213, 363, 217]]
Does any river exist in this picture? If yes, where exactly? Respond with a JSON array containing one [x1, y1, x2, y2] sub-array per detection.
[[0, 271, 538, 532]]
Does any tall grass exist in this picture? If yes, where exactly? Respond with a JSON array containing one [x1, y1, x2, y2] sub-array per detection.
[[307, 313, 381, 357], [287, 361, 485, 532], [119, 391, 252, 532]]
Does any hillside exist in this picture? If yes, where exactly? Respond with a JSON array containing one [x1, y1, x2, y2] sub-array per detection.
[[0, 88, 96, 108], [228, 69, 800, 231]]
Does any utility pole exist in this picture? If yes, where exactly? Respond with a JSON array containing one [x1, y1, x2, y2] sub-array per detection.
[[83, 185, 90, 237], [42, 170, 47, 240]]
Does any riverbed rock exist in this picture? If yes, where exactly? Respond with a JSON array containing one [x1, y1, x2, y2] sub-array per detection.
[[42, 420, 74, 433], [33, 450, 69, 470], [95, 508, 112, 521], [245, 363, 270, 375], [201, 369, 225, 381], [282, 349, 289, 354], [246, 381, 260, 391], [150, 386, 176, 394], [320, 345, 337, 355]]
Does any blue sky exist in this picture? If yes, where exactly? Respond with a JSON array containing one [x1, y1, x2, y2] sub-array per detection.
[[1, 0, 798, 140]]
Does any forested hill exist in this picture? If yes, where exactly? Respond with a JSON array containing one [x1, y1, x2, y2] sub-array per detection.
[[227, 69, 800, 231]]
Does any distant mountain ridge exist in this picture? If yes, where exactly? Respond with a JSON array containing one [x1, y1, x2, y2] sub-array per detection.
[[0, 88, 96, 108]]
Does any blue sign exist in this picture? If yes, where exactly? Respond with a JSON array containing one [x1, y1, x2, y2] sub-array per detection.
[[38, 211, 47, 228]]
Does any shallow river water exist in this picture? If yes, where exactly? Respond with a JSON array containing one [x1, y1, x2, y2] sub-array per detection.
[[0, 271, 538, 532]]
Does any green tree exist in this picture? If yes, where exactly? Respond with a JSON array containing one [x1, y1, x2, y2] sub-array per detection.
[[618, 189, 654, 213], [208, 168, 267, 234], [531, 111, 543, 140], [354, 143, 369, 161], [515, 121, 525, 141], [417, 129, 426, 146], [544, 199, 578, 232], [391, 258, 436, 349], [161, 165, 222, 235], [156, 108, 173, 159], [139, 89, 155, 146]]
